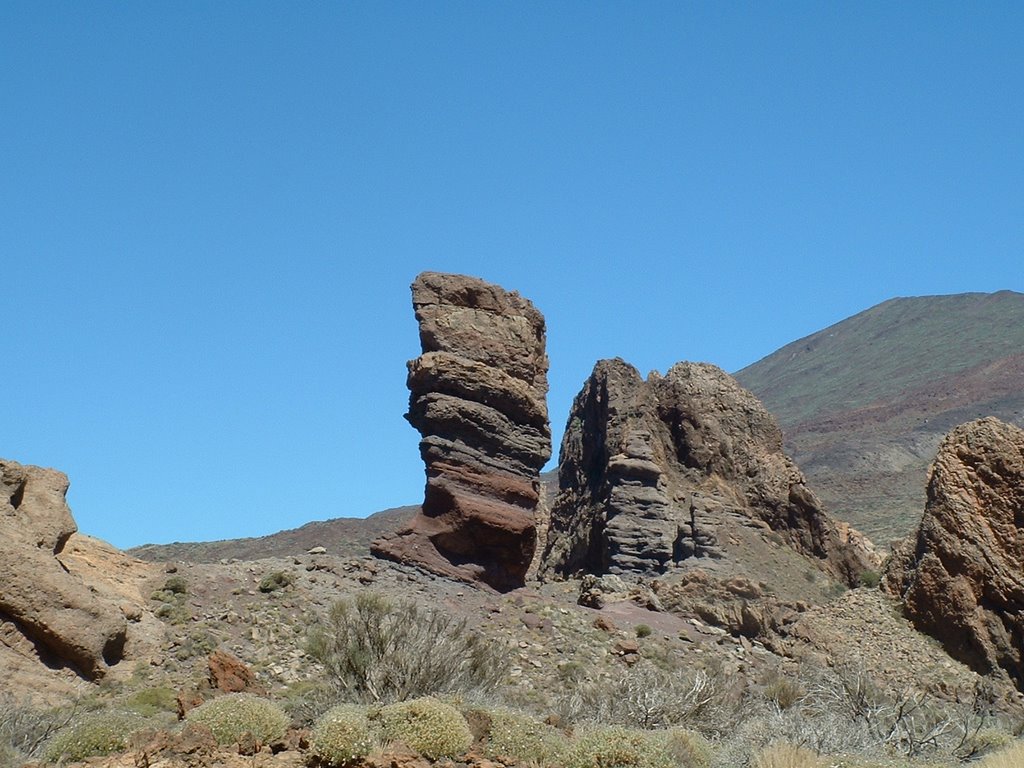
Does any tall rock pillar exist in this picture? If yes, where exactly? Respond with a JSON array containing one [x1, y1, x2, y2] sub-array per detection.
[[372, 272, 551, 591]]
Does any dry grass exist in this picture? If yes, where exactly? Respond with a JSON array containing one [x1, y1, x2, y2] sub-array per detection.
[[751, 742, 823, 768], [977, 740, 1024, 768]]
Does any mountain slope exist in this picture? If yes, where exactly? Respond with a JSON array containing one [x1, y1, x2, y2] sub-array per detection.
[[736, 290, 1024, 545]]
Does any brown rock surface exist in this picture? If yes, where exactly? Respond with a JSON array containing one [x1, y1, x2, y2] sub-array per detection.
[[542, 359, 874, 586], [207, 649, 263, 693], [0, 459, 128, 680], [886, 417, 1024, 688], [373, 272, 551, 591]]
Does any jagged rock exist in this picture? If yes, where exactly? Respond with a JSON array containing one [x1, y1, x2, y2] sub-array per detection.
[[0, 459, 128, 680], [886, 417, 1024, 688], [373, 272, 551, 591], [542, 359, 873, 585]]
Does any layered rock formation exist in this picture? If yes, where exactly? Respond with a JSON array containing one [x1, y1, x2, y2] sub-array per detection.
[[372, 272, 551, 590], [542, 359, 873, 585], [0, 459, 128, 679], [886, 417, 1024, 688]]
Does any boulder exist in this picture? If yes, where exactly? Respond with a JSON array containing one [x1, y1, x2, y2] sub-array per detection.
[[373, 272, 551, 591], [542, 359, 873, 585], [0, 459, 127, 679], [886, 417, 1024, 688]]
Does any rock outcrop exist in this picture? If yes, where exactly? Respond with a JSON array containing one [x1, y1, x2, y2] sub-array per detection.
[[0, 459, 128, 679], [886, 417, 1024, 688], [542, 359, 873, 585], [372, 272, 551, 591]]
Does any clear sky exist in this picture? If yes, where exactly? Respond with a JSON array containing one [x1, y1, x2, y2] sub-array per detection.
[[2, 3, 1021, 548]]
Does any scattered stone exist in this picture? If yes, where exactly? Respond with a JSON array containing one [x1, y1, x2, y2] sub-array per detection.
[[307, 546, 327, 555]]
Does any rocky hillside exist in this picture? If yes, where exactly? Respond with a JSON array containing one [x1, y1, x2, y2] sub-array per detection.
[[735, 290, 1024, 545]]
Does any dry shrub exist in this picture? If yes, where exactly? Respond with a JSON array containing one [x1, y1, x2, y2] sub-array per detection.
[[751, 742, 823, 768], [557, 661, 723, 731], [307, 592, 508, 705], [1, 694, 78, 763]]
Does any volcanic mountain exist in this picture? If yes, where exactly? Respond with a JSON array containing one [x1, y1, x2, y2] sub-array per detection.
[[735, 290, 1024, 546]]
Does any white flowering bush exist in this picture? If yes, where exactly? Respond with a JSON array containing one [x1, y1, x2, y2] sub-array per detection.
[[185, 694, 288, 746], [378, 697, 472, 759], [483, 707, 568, 766], [565, 725, 674, 768], [41, 710, 146, 763], [311, 704, 374, 766]]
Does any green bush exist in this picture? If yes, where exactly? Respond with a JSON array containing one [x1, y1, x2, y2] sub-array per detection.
[[635, 624, 653, 639], [259, 571, 294, 593], [378, 697, 472, 759], [126, 686, 178, 717], [663, 727, 714, 768], [162, 575, 188, 595], [311, 704, 374, 766], [483, 708, 568, 766], [565, 725, 674, 768], [858, 570, 881, 589], [307, 592, 508, 703], [41, 710, 147, 763], [185, 694, 288, 746]]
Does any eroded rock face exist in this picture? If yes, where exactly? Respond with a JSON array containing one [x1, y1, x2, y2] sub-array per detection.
[[886, 417, 1024, 688], [542, 359, 873, 584], [0, 459, 128, 679], [372, 272, 551, 590]]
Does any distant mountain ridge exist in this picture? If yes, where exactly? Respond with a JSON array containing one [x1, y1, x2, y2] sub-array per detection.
[[736, 290, 1024, 545], [130, 505, 416, 563]]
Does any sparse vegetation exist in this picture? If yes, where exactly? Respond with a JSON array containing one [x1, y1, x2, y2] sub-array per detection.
[[378, 697, 472, 759], [185, 694, 289, 746], [311, 704, 375, 767], [307, 592, 509, 704]]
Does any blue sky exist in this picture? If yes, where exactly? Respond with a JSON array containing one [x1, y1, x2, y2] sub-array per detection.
[[2, 3, 1021, 548]]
